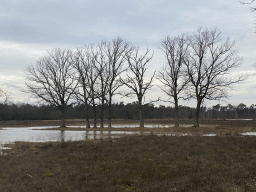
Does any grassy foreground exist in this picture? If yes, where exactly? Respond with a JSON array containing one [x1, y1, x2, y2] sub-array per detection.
[[1, 135, 256, 191]]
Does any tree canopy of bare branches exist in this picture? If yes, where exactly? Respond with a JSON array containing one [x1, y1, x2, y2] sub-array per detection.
[[25, 48, 78, 127], [185, 27, 245, 126], [122, 47, 155, 128], [94, 51, 109, 128], [73, 45, 100, 128], [240, 0, 256, 11], [158, 35, 189, 127], [96, 37, 131, 127], [84, 49, 100, 128], [0, 88, 11, 104]]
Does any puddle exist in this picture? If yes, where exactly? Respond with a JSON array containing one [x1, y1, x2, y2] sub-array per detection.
[[0, 127, 124, 153], [240, 132, 256, 136], [0, 127, 131, 145], [68, 124, 193, 128], [0, 144, 10, 156], [226, 119, 254, 121], [202, 134, 216, 136]]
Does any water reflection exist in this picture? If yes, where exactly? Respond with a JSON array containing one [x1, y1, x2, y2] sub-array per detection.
[[68, 124, 193, 128], [0, 128, 143, 145], [0, 127, 161, 147], [61, 130, 64, 142]]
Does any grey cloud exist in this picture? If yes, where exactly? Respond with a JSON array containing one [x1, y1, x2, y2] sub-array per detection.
[[0, 0, 198, 45], [7, 84, 22, 90], [0, 0, 255, 105]]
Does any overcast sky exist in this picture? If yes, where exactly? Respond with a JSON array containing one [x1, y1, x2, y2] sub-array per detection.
[[0, 0, 256, 107]]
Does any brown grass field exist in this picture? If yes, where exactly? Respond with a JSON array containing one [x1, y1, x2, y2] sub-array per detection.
[[1, 119, 256, 191]]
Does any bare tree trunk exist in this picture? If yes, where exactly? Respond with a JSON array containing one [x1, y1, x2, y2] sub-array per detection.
[[100, 96, 104, 128], [60, 107, 66, 128], [174, 97, 179, 127], [139, 107, 144, 128], [92, 101, 97, 128], [139, 99, 144, 128], [85, 99, 90, 128], [194, 101, 201, 127], [108, 93, 112, 128], [61, 117, 66, 128], [60, 130, 64, 142]]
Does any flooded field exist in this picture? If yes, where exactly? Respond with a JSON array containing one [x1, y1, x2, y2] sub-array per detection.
[[1, 119, 256, 154], [0, 126, 143, 144], [0, 124, 195, 153], [0, 126, 131, 155], [0, 123, 194, 144], [0, 124, 255, 151]]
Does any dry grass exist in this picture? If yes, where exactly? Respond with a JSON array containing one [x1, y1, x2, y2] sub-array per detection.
[[1, 135, 256, 191], [2, 119, 256, 191]]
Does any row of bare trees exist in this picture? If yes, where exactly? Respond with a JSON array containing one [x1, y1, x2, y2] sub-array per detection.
[[158, 27, 245, 127], [25, 27, 245, 127], [25, 38, 156, 128]]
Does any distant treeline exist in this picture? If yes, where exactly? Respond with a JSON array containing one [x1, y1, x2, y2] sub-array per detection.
[[0, 102, 255, 121]]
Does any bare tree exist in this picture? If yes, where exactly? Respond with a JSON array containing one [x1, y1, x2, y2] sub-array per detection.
[[0, 88, 11, 104], [25, 48, 78, 127], [73, 45, 99, 128], [94, 49, 109, 128], [185, 27, 245, 127], [0, 88, 11, 121], [88, 50, 101, 128], [240, 0, 256, 11], [158, 35, 189, 127], [96, 37, 131, 128], [240, 0, 256, 31], [122, 47, 155, 128]]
